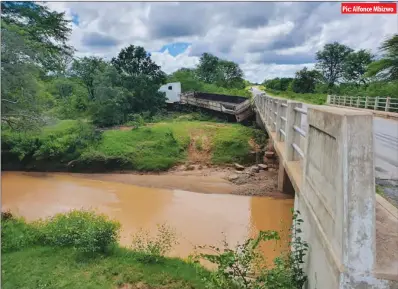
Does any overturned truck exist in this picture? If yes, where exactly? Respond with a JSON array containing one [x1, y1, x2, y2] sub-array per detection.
[[179, 92, 253, 122]]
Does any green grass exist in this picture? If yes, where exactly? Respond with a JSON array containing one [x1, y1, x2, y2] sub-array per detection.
[[266, 89, 327, 105], [80, 121, 265, 171], [2, 116, 266, 172], [2, 246, 206, 289], [81, 125, 187, 171], [376, 185, 385, 196], [1, 212, 207, 289]]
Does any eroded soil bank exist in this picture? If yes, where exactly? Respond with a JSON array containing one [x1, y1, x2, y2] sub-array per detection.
[[68, 163, 286, 198]]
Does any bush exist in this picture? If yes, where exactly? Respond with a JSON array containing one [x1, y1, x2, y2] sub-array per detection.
[[194, 210, 308, 289], [1, 120, 99, 166], [1, 214, 42, 253], [39, 210, 120, 254], [131, 223, 179, 264]]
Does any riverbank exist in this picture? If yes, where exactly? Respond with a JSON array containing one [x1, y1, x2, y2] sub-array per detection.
[[1, 211, 209, 289], [2, 116, 267, 173], [54, 163, 285, 197]]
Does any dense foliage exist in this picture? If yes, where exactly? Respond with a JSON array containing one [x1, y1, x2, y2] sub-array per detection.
[[2, 117, 266, 172], [2, 210, 120, 254], [263, 35, 398, 102], [168, 55, 250, 97], [1, 2, 250, 132]]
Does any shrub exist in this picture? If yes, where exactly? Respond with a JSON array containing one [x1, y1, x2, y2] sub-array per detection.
[[1, 214, 42, 253], [194, 210, 308, 289], [39, 210, 120, 254], [131, 223, 179, 263], [1, 120, 99, 166]]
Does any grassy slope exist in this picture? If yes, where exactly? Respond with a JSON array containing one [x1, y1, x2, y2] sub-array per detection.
[[2, 246, 206, 289], [2, 117, 265, 172], [82, 121, 263, 171]]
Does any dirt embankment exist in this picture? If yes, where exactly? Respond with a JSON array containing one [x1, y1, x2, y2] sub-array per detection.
[[75, 136, 288, 198]]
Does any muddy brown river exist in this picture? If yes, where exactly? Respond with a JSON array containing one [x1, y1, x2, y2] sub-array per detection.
[[2, 171, 294, 263]]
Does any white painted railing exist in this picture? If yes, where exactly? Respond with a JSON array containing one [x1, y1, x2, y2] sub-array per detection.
[[254, 93, 308, 168], [328, 95, 398, 113]]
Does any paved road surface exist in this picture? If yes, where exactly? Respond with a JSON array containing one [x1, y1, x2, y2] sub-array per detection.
[[250, 87, 398, 181]]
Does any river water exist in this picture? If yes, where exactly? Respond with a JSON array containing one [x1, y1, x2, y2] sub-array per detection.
[[2, 171, 293, 263]]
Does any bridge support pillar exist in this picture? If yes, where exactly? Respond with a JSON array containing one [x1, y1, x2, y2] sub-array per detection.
[[277, 163, 295, 195]]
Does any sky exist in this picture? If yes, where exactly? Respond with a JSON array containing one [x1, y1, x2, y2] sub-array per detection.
[[47, 2, 397, 83]]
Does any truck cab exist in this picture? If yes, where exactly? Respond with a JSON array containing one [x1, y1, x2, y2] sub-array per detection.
[[158, 82, 182, 103]]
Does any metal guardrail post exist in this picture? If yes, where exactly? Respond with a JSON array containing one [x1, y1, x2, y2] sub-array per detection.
[[365, 96, 369, 109], [374, 96, 379, 110], [386, 97, 391, 112], [285, 101, 302, 161]]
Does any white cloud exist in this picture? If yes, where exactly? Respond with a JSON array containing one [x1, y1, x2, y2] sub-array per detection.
[[241, 63, 316, 84], [151, 46, 200, 74], [45, 2, 397, 83]]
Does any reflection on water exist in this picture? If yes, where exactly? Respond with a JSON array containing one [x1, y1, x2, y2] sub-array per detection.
[[2, 171, 293, 261]]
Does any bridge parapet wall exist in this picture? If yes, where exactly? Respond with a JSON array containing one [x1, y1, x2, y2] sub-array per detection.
[[254, 94, 393, 288]]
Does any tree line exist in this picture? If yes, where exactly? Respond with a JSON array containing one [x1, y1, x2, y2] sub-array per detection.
[[263, 36, 398, 98], [167, 53, 250, 97], [1, 2, 249, 130]]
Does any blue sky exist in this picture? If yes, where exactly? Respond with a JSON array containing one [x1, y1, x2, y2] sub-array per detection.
[[71, 12, 79, 26], [159, 42, 191, 57], [48, 2, 396, 83]]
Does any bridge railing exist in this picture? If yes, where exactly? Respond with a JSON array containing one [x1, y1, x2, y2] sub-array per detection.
[[254, 94, 308, 169], [328, 95, 398, 113]]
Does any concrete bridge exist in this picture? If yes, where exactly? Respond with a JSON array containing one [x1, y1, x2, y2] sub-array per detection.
[[252, 90, 398, 289]]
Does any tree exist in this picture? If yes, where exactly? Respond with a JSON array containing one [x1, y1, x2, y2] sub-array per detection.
[[1, 21, 50, 130], [292, 67, 322, 93], [366, 34, 398, 81], [343, 49, 374, 85], [196, 53, 220, 84], [1, 2, 72, 130], [88, 64, 166, 127], [1, 1, 73, 72], [316, 42, 353, 88], [90, 66, 129, 127], [71, 57, 108, 100], [215, 60, 245, 89], [111, 45, 166, 86], [168, 68, 203, 92], [263, 78, 293, 91]]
